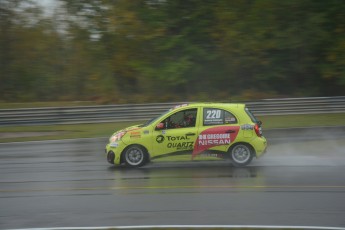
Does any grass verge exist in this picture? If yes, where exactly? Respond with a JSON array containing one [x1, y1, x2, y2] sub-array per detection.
[[0, 113, 344, 143], [0, 122, 139, 143], [257, 113, 345, 129]]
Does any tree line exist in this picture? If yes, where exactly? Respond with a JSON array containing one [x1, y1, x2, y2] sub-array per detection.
[[0, 0, 344, 103]]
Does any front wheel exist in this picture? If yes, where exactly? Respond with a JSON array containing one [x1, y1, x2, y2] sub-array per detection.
[[123, 145, 147, 167], [229, 144, 254, 167]]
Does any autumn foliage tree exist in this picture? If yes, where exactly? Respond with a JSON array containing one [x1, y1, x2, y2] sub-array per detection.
[[0, 0, 344, 103]]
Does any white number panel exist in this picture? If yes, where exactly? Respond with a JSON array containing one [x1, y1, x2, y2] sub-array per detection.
[[204, 108, 224, 125]]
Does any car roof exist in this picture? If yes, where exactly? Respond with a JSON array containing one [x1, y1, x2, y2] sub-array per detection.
[[172, 103, 246, 110]]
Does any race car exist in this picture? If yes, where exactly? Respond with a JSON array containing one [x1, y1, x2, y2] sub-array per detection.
[[105, 103, 267, 167]]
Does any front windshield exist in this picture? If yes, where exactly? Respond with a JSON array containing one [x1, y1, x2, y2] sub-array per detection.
[[140, 109, 171, 127]]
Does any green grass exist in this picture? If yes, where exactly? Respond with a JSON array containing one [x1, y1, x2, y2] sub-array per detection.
[[257, 113, 345, 129], [0, 121, 142, 143], [0, 113, 344, 143]]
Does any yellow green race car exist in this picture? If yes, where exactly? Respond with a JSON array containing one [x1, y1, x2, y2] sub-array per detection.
[[105, 103, 267, 167]]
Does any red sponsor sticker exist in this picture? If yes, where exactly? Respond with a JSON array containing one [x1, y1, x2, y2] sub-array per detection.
[[192, 126, 240, 158]]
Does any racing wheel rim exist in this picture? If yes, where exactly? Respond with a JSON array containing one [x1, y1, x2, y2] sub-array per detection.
[[231, 144, 251, 164], [125, 146, 145, 166]]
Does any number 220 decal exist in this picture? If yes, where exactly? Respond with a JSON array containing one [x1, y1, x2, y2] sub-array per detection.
[[206, 110, 221, 119]]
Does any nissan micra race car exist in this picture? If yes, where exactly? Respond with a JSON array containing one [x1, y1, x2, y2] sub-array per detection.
[[105, 103, 267, 167]]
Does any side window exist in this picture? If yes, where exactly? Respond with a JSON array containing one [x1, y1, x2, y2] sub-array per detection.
[[224, 111, 237, 124], [203, 108, 237, 126], [162, 108, 197, 129]]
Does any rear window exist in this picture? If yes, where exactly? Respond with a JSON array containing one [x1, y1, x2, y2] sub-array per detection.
[[245, 107, 258, 123]]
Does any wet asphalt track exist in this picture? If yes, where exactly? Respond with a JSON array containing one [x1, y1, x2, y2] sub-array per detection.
[[1, 132, 345, 229]]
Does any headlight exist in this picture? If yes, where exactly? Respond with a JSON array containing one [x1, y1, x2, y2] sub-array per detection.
[[109, 131, 126, 143]]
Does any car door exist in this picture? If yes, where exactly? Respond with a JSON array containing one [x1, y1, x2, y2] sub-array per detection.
[[192, 107, 240, 158], [151, 107, 200, 158]]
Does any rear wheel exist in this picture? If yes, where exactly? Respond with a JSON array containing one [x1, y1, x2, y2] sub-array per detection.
[[230, 143, 253, 167], [123, 145, 147, 167]]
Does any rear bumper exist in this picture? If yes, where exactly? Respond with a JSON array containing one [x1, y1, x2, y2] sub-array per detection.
[[252, 136, 267, 158]]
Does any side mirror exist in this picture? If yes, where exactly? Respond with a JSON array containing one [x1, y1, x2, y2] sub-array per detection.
[[156, 122, 165, 130]]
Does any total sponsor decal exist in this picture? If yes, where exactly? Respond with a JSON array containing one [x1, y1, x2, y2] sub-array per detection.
[[156, 134, 194, 151], [155, 135, 191, 143], [167, 142, 194, 150], [192, 126, 240, 158]]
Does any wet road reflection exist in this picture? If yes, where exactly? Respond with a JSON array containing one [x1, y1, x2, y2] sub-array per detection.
[[0, 137, 345, 228]]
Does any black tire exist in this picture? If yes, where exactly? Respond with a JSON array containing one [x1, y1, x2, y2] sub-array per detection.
[[107, 151, 115, 164], [123, 145, 147, 167], [229, 143, 254, 167]]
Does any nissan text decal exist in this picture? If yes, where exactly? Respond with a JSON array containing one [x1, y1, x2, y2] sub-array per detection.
[[192, 126, 240, 158], [198, 133, 231, 145]]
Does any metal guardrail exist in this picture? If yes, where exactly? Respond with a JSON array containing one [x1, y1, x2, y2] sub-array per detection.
[[245, 96, 345, 115], [0, 97, 344, 126]]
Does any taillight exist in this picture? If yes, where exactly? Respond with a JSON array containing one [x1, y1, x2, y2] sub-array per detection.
[[254, 124, 262, 137]]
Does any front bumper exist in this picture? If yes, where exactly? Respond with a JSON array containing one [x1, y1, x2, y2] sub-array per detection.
[[105, 142, 124, 165], [107, 150, 115, 164]]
